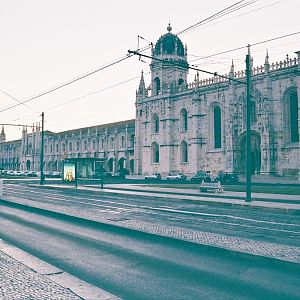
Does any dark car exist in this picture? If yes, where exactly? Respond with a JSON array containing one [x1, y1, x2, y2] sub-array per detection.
[[190, 171, 209, 182], [216, 172, 239, 184], [93, 171, 112, 179]]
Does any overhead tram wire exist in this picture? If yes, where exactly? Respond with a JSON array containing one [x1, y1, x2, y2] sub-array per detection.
[[0, 89, 37, 113], [128, 50, 245, 85], [136, 0, 287, 66], [177, 0, 258, 36], [185, 0, 288, 37], [129, 30, 300, 86], [189, 31, 300, 64], [7, 72, 151, 124], [0, 53, 133, 114], [135, 0, 259, 55], [43, 73, 149, 112]]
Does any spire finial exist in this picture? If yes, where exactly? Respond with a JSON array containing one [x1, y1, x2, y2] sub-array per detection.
[[265, 49, 269, 65], [167, 23, 172, 33], [137, 69, 147, 97]]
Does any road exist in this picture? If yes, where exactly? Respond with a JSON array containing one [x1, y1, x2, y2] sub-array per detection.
[[0, 181, 300, 299], [3, 182, 300, 248]]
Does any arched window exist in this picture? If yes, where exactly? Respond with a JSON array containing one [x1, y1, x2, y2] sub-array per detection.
[[180, 108, 188, 131], [178, 78, 184, 90], [180, 140, 188, 162], [214, 106, 221, 149], [151, 142, 159, 163], [110, 137, 114, 149], [152, 114, 159, 133], [290, 91, 299, 142], [69, 142, 72, 151], [250, 101, 257, 122], [154, 77, 160, 95], [130, 135, 135, 148], [121, 136, 125, 148]]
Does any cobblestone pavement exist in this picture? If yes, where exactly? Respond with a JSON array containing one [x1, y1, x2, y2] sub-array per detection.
[[117, 219, 300, 263], [0, 251, 81, 300]]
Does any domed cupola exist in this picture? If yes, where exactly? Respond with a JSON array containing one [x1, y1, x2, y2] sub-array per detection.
[[150, 24, 189, 96], [154, 24, 185, 57]]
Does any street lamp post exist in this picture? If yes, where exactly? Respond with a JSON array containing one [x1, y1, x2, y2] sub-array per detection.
[[40, 112, 45, 185], [246, 47, 252, 202]]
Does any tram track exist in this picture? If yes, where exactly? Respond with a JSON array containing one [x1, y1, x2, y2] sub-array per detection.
[[2, 183, 300, 247]]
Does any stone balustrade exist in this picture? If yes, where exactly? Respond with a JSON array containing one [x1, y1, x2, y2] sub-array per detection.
[[185, 56, 298, 90]]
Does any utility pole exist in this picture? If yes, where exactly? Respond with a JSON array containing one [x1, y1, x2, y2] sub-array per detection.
[[246, 46, 252, 201], [40, 112, 45, 185]]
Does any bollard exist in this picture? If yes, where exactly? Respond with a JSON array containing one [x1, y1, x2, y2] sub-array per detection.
[[0, 179, 3, 197]]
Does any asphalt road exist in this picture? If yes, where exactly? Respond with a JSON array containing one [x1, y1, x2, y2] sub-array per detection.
[[2, 182, 300, 248], [0, 203, 299, 300]]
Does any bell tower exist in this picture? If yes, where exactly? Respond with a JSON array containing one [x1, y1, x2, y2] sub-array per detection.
[[150, 24, 189, 95]]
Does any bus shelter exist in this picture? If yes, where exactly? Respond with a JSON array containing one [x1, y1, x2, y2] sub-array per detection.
[[62, 157, 106, 187]]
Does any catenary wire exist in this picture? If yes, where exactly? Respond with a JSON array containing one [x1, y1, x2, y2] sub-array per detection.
[[0, 54, 133, 114]]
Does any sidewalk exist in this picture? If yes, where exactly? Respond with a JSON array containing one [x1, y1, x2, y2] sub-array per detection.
[[0, 240, 119, 300]]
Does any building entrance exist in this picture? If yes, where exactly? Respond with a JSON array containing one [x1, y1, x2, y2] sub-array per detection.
[[234, 132, 261, 174]]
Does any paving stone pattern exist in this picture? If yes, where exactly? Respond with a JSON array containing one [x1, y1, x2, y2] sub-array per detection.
[[118, 219, 300, 263], [0, 251, 81, 300]]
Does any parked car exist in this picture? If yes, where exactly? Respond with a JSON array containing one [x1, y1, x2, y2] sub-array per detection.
[[165, 172, 187, 181], [190, 171, 209, 182], [13, 171, 22, 176], [93, 170, 112, 179], [144, 172, 161, 180], [50, 171, 62, 178], [25, 171, 38, 177], [111, 172, 125, 179], [215, 172, 239, 184]]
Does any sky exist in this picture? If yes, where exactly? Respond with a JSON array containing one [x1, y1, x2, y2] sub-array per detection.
[[0, 0, 299, 141]]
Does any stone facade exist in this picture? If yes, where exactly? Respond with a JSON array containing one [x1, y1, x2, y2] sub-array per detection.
[[134, 27, 300, 178], [0, 120, 135, 176], [0, 27, 299, 179]]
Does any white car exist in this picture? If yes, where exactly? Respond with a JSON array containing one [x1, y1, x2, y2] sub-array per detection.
[[165, 172, 187, 181], [144, 173, 161, 180]]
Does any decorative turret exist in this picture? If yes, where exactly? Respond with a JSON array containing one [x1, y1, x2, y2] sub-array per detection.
[[136, 70, 147, 99], [0, 126, 6, 143], [229, 60, 235, 79], [264, 50, 270, 73], [150, 24, 189, 95], [295, 50, 300, 70]]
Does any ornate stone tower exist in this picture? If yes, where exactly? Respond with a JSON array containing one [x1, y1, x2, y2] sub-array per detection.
[[0, 126, 6, 143], [150, 24, 189, 95]]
